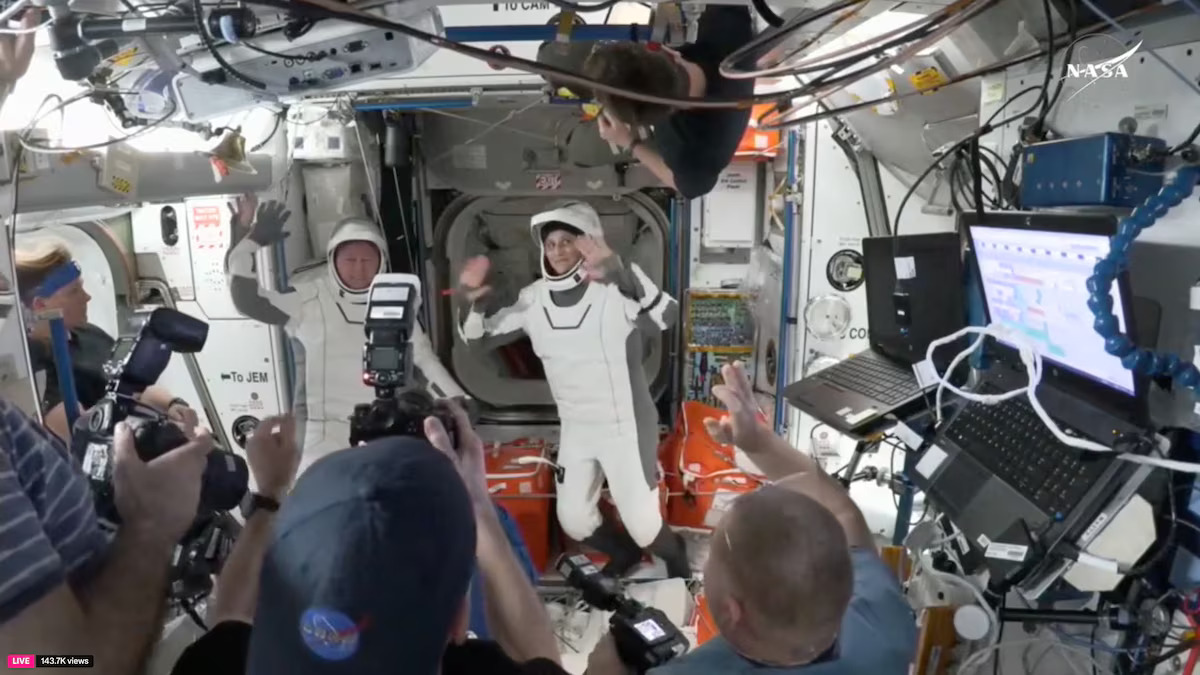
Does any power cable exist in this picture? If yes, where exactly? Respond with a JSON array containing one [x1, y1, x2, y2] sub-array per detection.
[[239, 0, 993, 113], [753, 3, 1159, 131]]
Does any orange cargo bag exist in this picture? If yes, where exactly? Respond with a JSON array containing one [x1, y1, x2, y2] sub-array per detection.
[[485, 438, 556, 573], [666, 402, 764, 530]]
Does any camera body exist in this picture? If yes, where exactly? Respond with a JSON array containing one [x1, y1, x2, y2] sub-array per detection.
[[558, 554, 689, 672], [349, 274, 456, 446], [71, 308, 249, 601]]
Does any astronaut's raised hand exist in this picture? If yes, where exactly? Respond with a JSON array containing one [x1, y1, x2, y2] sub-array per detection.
[[458, 255, 493, 302], [229, 193, 291, 246], [0, 9, 39, 85], [704, 360, 770, 452], [577, 235, 617, 281]]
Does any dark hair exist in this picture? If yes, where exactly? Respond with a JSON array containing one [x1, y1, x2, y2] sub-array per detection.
[[582, 42, 689, 128], [540, 222, 583, 242]]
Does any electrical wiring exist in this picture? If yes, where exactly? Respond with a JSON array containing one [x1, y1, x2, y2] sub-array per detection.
[[1170, 119, 1200, 154], [924, 324, 1111, 452], [889, 83, 1045, 248], [723, 0, 999, 82], [752, 3, 1160, 132], [731, 0, 1004, 116], [246, 0, 997, 114], [18, 89, 178, 154]]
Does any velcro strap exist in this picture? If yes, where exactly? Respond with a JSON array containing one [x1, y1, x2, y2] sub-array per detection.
[[638, 290, 663, 315]]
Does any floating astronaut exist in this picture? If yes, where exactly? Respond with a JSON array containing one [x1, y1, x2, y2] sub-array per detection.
[[225, 195, 465, 467], [457, 199, 690, 578]]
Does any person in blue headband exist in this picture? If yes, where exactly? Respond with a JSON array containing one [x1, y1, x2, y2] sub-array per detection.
[[15, 242, 198, 440]]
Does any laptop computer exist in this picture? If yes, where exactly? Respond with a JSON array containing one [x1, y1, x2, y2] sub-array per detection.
[[783, 232, 965, 435], [911, 212, 1152, 589]]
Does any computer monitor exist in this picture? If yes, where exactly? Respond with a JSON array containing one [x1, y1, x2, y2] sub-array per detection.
[[967, 217, 1135, 396]]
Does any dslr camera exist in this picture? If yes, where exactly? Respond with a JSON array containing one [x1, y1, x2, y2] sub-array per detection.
[[73, 308, 249, 602], [558, 554, 689, 672], [349, 273, 456, 446]]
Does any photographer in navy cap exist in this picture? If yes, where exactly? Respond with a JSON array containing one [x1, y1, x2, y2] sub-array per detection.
[[171, 399, 568, 674]]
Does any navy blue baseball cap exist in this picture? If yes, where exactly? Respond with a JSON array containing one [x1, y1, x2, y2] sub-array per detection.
[[248, 436, 477, 675]]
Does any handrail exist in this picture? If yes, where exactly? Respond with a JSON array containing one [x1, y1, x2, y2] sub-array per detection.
[[136, 279, 234, 452]]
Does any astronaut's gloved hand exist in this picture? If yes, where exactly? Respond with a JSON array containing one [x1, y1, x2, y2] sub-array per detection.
[[229, 193, 291, 246], [458, 256, 492, 302], [576, 236, 619, 281]]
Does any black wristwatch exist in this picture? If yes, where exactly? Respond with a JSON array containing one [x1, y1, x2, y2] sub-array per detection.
[[240, 492, 280, 519]]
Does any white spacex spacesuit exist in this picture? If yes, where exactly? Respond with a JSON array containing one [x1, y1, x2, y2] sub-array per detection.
[[227, 205, 464, 469], [459, 201, 690, 577]]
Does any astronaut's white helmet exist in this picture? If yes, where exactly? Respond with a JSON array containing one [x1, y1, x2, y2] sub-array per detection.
[[326, 217, 390, 295], [529, 200, 603, 292]]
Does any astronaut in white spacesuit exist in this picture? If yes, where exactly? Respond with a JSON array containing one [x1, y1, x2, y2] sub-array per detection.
[[457, 200, 690, 578], [225, 194, 465, 469]]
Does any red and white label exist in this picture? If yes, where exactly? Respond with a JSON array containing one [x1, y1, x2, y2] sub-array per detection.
[[191, 205, 226, 251], [535, 173, 562, 191]]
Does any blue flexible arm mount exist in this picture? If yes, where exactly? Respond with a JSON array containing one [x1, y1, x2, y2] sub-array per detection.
[[1089, 166, 1200, 386]]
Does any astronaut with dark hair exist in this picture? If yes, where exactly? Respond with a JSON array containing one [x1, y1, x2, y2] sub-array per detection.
[[457, 200, 690, 578]]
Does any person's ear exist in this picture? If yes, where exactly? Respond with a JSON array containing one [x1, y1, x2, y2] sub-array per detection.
[[724, 594, 745, 628]]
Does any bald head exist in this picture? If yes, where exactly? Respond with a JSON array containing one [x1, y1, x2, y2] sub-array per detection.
[[707, 485, 853, 662]]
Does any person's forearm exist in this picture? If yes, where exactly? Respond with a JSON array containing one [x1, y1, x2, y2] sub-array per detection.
[[744, 429, 876, 549], [474, 504, 561, 664], [632, 144, 677, 191], [78, 526, 175, 675], [744, 427, 823, 481], [210, 512, 275, 624]]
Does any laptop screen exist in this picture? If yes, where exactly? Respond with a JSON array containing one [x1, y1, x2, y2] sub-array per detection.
[[969, 226, 1135, 396]]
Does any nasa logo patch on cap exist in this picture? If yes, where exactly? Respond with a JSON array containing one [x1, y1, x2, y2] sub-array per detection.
[[299, 608, 365, 661]]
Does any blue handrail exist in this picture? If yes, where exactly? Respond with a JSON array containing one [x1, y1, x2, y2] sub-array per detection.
[[774, 131, 798, 434]]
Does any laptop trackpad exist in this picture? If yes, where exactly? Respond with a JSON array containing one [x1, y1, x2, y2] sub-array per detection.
[[961, 480, 1046, 546], [936, 457, 989, 514]]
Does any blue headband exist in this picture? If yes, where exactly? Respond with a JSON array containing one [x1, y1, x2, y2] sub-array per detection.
[[32, 261, 81, 300]]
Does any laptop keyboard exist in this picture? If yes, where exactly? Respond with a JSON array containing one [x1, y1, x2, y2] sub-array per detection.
[[943, 387, 1112, 517], [819, 354, 919, 406]]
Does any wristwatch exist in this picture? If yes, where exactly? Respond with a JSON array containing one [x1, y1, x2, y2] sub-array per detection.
[[240, 492, 280, 519]]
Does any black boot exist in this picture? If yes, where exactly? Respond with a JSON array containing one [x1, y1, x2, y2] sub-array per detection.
[[582, 519, 645, 579], [648, 525, 691, 579]]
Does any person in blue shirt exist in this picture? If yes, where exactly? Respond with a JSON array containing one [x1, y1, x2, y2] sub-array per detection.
[[588, 361, 917, 675]]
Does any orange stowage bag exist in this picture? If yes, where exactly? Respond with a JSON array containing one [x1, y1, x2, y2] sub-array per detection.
[[665, 402, 764, 530], [485, 438, 556, 573], [693, 594, 719, 645]]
